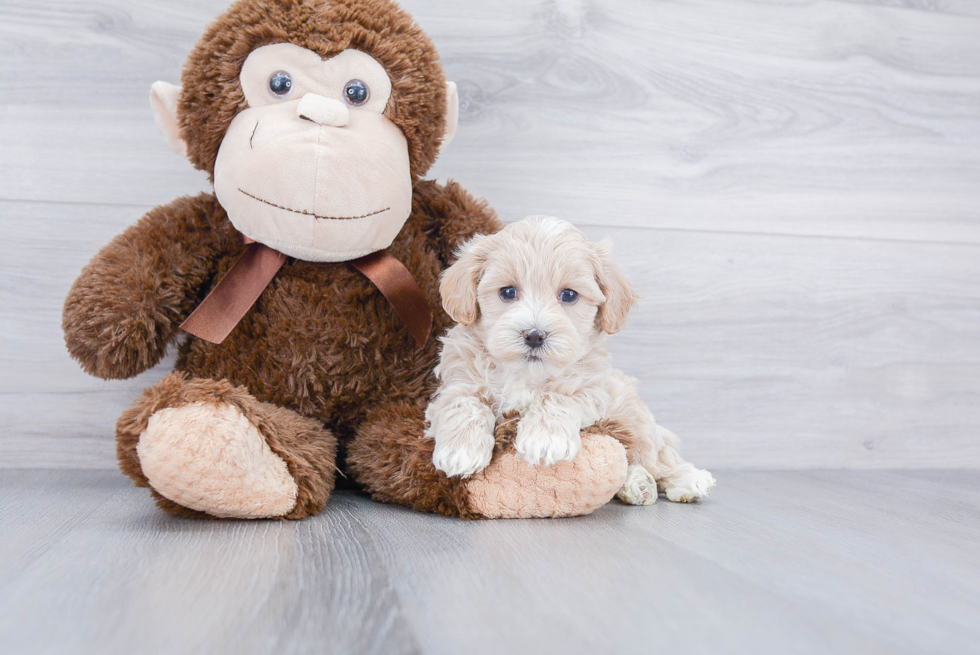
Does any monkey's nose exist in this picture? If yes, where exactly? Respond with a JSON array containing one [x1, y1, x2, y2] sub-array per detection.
[[523, 330, 546, 350], [297, 93, 349, 127]]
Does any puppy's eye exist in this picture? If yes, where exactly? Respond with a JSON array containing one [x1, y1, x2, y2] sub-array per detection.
[[559, 289, 579, 304], [268, 71, 293, 98], [499, 286, 518, 302], [343, 79, 370, 106]]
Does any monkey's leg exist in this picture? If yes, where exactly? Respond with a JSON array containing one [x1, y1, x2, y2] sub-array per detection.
[[345, 403, 476, 517], [117, 372, 337, 519], [347, 404, 629, 519]]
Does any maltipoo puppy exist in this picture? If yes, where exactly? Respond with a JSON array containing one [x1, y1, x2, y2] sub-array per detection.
[[426, 216, 715, 504]]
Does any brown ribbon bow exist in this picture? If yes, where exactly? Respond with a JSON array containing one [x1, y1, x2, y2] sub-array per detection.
[[180, 243, 432, 347]]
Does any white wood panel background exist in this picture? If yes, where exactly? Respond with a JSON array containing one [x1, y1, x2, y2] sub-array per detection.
[[1, 0, 978, 469]]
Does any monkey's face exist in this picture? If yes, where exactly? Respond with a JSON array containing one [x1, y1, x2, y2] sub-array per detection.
[[212, 43, 414, 262]]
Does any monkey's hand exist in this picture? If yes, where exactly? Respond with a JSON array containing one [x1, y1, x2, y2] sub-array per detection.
[[63, 193, 230, 380]]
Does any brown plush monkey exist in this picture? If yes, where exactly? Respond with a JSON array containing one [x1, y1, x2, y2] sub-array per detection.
[[62, 0, 629, 520]]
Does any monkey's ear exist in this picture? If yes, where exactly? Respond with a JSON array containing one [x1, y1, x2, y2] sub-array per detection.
[[150, 81, 188, 158], [440, 233, 489, 326], [592, 239, 638, 334], [438, 81, 459, 156]]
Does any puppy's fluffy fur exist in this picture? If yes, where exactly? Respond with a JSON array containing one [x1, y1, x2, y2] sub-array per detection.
[[426, 216, 715, 504]]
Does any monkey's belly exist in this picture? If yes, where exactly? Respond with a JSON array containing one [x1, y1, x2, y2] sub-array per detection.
[[174, 256, 444, 431]]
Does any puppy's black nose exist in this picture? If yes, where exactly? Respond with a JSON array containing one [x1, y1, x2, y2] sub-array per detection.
[[523, 330, 546, 350]]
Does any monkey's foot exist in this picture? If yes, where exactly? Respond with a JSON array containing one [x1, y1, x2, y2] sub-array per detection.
[[348, 404, 628, 520], [137, 401, 298, 519], [465, 433, 628, 519]]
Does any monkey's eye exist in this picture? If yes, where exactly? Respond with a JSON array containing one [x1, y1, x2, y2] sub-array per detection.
[[499, 286, 518, 302], [268, 71, 293, 98], [343, 79, 370, 106], [559, 289, 579, 304]]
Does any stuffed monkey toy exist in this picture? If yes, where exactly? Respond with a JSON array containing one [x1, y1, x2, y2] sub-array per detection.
[[62, 0, 630, 520]]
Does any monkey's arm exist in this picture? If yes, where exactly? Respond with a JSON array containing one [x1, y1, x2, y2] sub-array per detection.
[[63, 193, 233, 380], [412, 180, 502, 265]]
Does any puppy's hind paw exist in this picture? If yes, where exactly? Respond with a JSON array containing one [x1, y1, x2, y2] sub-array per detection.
[[617, 464, 657, 506], [664, 468, 716, 503]]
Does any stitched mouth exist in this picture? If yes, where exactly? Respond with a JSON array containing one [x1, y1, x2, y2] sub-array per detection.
[[238, 188, 390, 221]]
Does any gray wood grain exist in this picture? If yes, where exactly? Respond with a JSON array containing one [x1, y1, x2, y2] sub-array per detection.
[[0, 469, 421, 655], [1, 0, 979, 242], [6, 199, 978, 468], [1, 469, 977, 654], [2, 0, 979, 470]]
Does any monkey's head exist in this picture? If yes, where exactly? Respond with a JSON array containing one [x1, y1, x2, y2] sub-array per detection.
[[150, 0, 458, 262]]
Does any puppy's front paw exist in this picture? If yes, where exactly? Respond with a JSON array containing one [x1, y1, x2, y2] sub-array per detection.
[[515, 417, 581, 466], [617, 464, 657, 506], [664, 468, 717, 503], [432, 430, 494, 478]]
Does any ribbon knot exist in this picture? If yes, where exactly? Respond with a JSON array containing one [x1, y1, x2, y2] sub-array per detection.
[[180, 243, 432, 347]]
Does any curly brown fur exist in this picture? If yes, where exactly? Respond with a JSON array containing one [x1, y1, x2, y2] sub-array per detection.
[[62, 194, 237, 380], [346, 403, 478, 519], [66, 182, 498, 518], [180, 0, 446, 181], [413, 180, 499, 266], [63, 0, 505, 520], [117, 371, 338, 518], [582, 419, 643, 462], [171, 183, 499, 429], [491, 411, 521, 453]]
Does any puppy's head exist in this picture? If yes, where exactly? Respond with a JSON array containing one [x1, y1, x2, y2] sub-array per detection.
[[441, 216, 637, 375]]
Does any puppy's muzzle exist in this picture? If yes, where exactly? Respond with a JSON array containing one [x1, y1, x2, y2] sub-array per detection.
[[523, 329, 547, 350]]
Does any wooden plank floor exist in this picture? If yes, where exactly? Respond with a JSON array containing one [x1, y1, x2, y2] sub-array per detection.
[[1, 469, 977, 655]]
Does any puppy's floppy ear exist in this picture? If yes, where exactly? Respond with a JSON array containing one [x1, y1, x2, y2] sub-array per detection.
[[592, 239, 637, 334], [441, 234, 491, 326]]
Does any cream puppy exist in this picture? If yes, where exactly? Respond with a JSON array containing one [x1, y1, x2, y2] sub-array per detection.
[[426, 216, 716, 504]]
